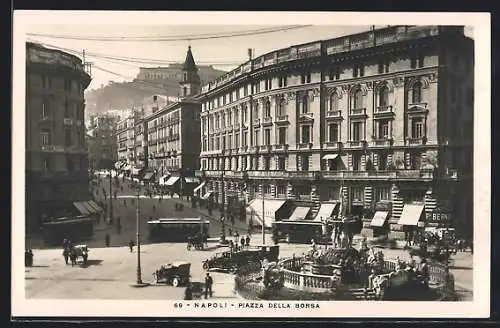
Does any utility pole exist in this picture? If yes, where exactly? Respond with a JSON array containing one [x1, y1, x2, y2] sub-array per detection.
[[262, 185, 265, 245], [136, 185, 143, 285], [109, 169, 113, 224]]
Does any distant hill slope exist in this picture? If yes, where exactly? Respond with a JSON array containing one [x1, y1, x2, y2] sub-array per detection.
[[85, 66, 226, 114]]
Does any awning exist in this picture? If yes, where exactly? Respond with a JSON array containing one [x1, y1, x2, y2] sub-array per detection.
[[246, 198, 286, 228], [165, 176, 180, 186], [86, 200, 103, 213], [370, 211, 389, 227], [398, 204, 425, 226], [314, 202, 339, 221], [322, 154, 339, 160], [131, 168, 141, 175], [73, 202, 91, 215], [193, 182, 206, 193], [122, 164, 131, 171], [142, 172, 155, 180], [184, 177, 200, 184], [288, 206, 311, 221], [158, 175, 170, 185], [201, 191, 213, 200]]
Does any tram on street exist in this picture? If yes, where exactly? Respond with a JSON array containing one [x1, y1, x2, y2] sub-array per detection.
[[41, 216, 94, 246], [272, 221, 325, 244], [147, 217, 210, 242]]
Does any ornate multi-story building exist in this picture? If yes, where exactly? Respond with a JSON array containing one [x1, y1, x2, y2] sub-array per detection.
[[197, 25, 473, 239], [86, 113, 120, 170], [26, 42, 92, 231], [141, 46, 202, 190]]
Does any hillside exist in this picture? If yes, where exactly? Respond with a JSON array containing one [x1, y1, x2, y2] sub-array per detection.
[[85, 66, 227, 114]]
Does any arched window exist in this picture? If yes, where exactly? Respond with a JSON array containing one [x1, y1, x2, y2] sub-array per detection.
[[378, 85, 389, 107], [277, 96, 286, 116], [411, 82, 422, 104], [183, 86, 187, 96], [264, 100, 271, 117], [301, 95, 309, 114], [352, 89, 363, 109], [329, 93, 339, 111]]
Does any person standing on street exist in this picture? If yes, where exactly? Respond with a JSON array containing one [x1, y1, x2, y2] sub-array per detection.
[[105, 233, 111, 247], [240, 235, 245, 249], [204, 273, 213, 299], [245, 235, 250, 247], [128, 239, 135, 253]]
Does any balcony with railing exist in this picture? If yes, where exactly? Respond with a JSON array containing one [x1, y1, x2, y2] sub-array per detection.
[[297, 142, 313, 150], [405, 137, 427, 146], [407, 102, 429, 113], [299, 112, 314, 121], [239, 145, 248, 153], [323, 141, 342, 150], [262, 116, 273, 126], [224, 171, 245, 179], [260, 144, 272, 152], [374, 105, 395, 118], [288, 171, 317, 180], [348, 140, 367, 148], [321, 169, 434, 180], [275, 115, 289, 123], [247, 170, 289, 179], [326, 110, 342, 120], [252, 118, 261, 126], [349, 108, 367, 118], [273, 143, 289, 152], [371, 138, 393, 147]]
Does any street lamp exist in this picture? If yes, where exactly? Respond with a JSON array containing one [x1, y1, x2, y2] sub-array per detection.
[[108, 168, 114, 224], [219, 171, 228, 245], [131, 183, 149, 287]]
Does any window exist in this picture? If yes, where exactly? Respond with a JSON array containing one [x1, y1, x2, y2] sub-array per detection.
[[41, 100, 50, 119], [183, 87, 187, 96], [64, 100, 70, 118], [277, 96, 286, 116], [254, 130, 260, 146], [227, 135, 232, 149], [277, 184, 286, 195], [410, 153, 422, 170], [242, 106, 248, 122], [329, 67, 341, 80], [301, 125, 311, 143], [328, 123, 339, 142], [378, 60, 390, 74], [278, 76, 288, 87], [264, 129, 271, 145], [278, 127, 287, 144], [410, 55, 417, 69], [264, 157, 271, 170], [243, 131, 248, 147], [264, 100, 271, 117], [216, 137, 220, 150], [254, 156, 259, 170], [203, 138, 207, 151], [242, 157, 247, 170], [351, 187, 364, 202], [411, 82, 422, 104], [378, 120, 389, 139], [235, 133, 240, 148], [40, 128, 51, 146], [377, 187, 391, 201], [353, 65, 364, 77], [301, 72, 311, 84], [265, 78, 272, 90], [378, 152, 388, 170], [378, 86, 389, 107], [352, 89, 363, 108], [301, 155, 310, 171], [301, 95, 309, 113], [65, 129, 72, 147], [352, 153, 361, 171], [351, 122, 362, 141], [411, 117, 424, 138], [254, 82, 260, 93], [229, 92, 233, 102], [253, 103, 259, 119], [418, 54, 425, 68], [234, 109, 239, 124], [244, 85, 249, 96], [43, 158, 50, 171], [326, 93, 338, 112]]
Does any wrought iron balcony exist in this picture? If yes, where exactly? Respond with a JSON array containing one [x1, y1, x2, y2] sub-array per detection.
[[371, 138, 393, 147], [348, 140, 367, 148], [297, 142, 313, 150], [405, 137, 426, 146], [273, 143, 289, 151], [260, 145, 272, 152]]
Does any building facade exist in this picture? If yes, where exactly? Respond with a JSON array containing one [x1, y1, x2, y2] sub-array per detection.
[[116, 113, 136, 165], [26, 42, 92, 231], [136, 63, 226, 87], [197, 26, 473, 238], [86, 113, 120, 170], [144, 46, 202, 182]]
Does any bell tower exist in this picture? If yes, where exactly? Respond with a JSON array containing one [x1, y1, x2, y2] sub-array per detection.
[[180, 45, 201, 98]]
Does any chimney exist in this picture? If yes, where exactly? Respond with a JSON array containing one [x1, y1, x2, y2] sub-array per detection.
[[248, 48, 253, 61], [152, 95, 158, 113]]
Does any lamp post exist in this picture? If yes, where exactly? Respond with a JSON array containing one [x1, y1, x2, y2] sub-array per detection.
[[130, 183, 148, 287], [261, 187, 265, 245], [109, 168, 113, 224], [219, 171, 228, 244]]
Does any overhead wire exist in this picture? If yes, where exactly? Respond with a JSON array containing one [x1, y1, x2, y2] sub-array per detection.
[[27, 25, 312, 42]]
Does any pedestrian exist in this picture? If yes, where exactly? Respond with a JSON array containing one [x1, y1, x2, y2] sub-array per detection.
[[228, 227, 233, 238], [245, 235, 250, 247], [152, 205, 156, 212], [311, 239, 316, 251], [128, 239, 135, 252], [123, 199, 127, 207], [204, 273, 213, 299], [240, 236, 245, 249], [105, 233, 110, 247], [184, 282, 193, 300], [117, 221, 122, 235]]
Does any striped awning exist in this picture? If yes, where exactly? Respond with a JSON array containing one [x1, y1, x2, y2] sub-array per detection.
[[184, 177, 200, 184], [165, 176, 180, 186], [370, 211, 389, 227], [193, 182, 206, 193], [398, 204, 424, 226], [314, 202, 339, 222], [288, 206, 311, 221], [73, 201, 102, 215], [142, 172, 155, 180]]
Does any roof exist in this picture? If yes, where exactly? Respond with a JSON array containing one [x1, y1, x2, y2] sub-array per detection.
[[183, 46, 198, 72]]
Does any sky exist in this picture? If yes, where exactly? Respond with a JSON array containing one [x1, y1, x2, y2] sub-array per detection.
[[25, 24, 474, 91]]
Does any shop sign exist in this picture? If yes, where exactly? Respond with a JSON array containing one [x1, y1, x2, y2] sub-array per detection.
[[426, 212, 451, 224]]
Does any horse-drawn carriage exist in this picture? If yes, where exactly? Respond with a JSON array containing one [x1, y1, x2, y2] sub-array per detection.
[[153, 261, 191, 287], [187, 233, 207, 251], [63, 245, 89, 266]]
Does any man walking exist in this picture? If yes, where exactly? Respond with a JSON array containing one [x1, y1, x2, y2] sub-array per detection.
[[204, 273, 213, 299], [128, 239, 135, 253]]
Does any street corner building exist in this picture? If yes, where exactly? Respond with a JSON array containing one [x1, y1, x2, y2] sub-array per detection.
[[115, 46, 202, 189], [195, 26, 474, 240], [25, 42, 93, 232]]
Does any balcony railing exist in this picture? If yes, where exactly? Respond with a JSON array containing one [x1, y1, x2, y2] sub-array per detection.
[[371, 138, 393, 147], [275, 115, 289, 123], [375, 105, 393, 114], [297, 142, 312, 149], [253, 118, 261, 126], [299, 112, 314, 120], [248, 171, 289, 179], [349, 108, 367, 117], [405, 137, 426, 146], [224, 171, 245, 179], [262, 116, 273, 125], [323, 141, 342, 150], [321, 170, 432, 180], [326, 110, 342, 118], [407, 102, 428, 112], [288, 171, 317, 179], [239, 146, 248, 153], [348, 140, 366, 148], [273, 143, 289, 151], [260, 145, 272, 152]]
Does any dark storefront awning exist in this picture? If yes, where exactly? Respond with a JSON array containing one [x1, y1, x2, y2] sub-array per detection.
[[288, 206, 311, 221], [370, 211, 389, 227], [142, 172, 155, 181], [201, 191, 214, 200], [193, 182, 206, 193], [73, 201, 102, 216], [398, 204, 425, 226], [165, 176, 180, 186], [314, 202, 339, 222]]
